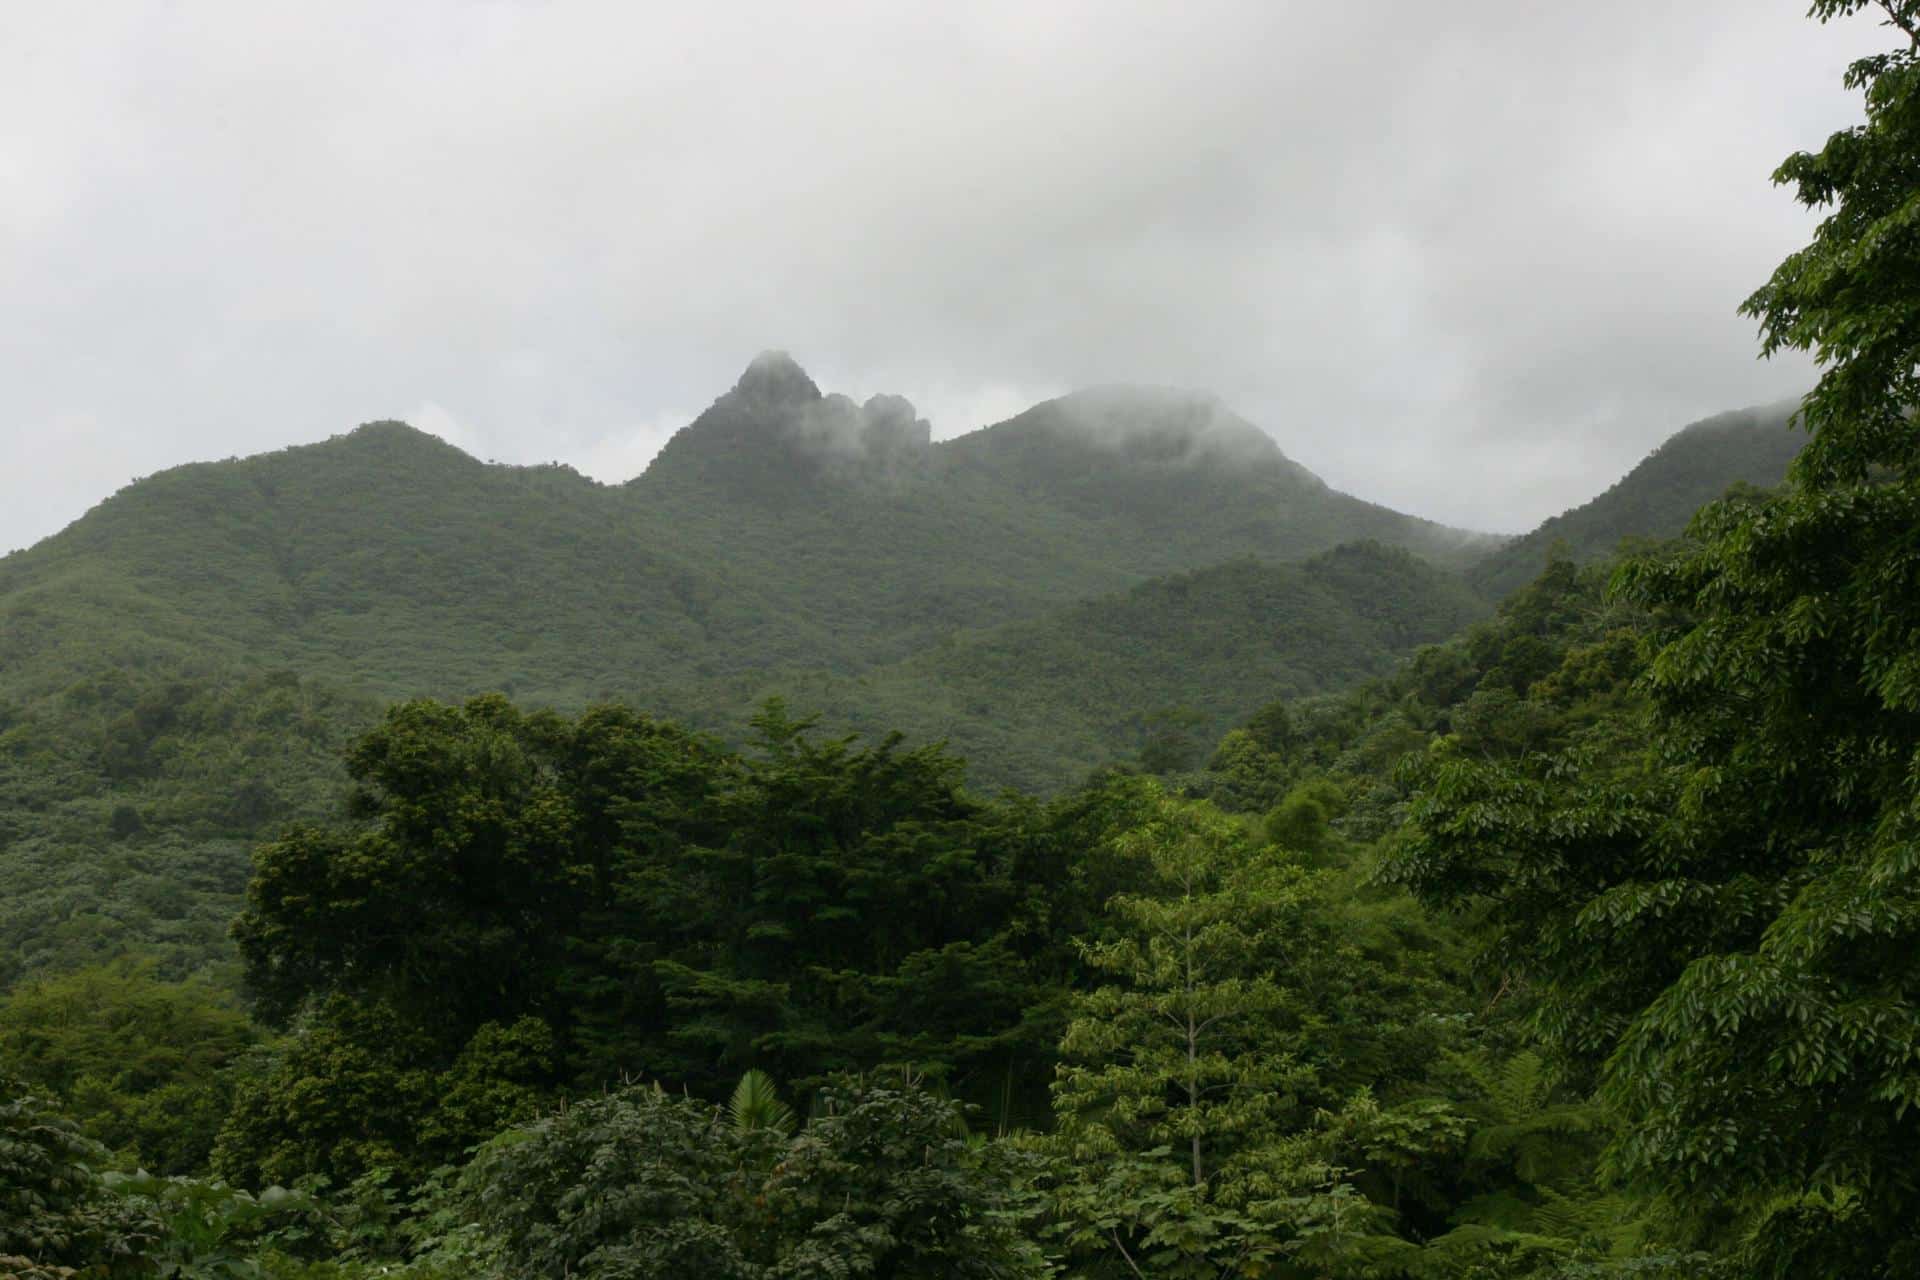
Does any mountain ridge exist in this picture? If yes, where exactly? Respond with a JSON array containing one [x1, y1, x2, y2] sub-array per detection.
[[1466, 400, 1805, 598], [0, 356, 1816, 983]]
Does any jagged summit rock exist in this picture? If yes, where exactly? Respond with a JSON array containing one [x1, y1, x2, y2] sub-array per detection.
[[859, 394, 930, 449], [642, 352, 931, 498], [732, 350, 821, 405]]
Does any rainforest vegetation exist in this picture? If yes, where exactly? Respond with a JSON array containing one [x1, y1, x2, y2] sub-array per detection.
[[5, 1, 1917, 1275]]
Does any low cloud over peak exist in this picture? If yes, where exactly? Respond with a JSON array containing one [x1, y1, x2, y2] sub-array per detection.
[[0, 1, 1889, 551]]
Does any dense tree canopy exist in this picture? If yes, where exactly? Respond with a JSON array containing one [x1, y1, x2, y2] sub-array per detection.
[[1387, 5, 1920, 1272], [219, 696, 1088, 1183], [1, 6, 1905, 1277]]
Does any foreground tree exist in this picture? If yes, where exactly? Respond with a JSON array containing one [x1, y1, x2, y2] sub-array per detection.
[[1043, 784, 1418, 1277], [224, 695, 1067, 1183], [0, 1078, 153, 1278], [1393, 5, 1920, 1272]]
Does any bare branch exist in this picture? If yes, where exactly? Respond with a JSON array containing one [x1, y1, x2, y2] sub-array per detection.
[[1111, 1228, 1149, 1280], [1879, 0, 1920, 51]]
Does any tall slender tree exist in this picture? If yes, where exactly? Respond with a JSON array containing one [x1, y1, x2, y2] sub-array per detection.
[[1044, 783, 1405, 1278]]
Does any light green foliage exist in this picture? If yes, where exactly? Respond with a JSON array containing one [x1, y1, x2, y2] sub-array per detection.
[[1042, 783, 1427, 1276], [0, 964, 258, 1174], [452, 1075, 1049, 1279], [1050, 790, 1317, 1192], [105, 1173, 318, 1280], [726, 1069, 796, 1137]]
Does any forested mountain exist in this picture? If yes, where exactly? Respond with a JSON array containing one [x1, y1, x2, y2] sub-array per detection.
[[630, 353, 1494, 661], [0, 357, 1837, 1277], [1466, 401, 1804, 597], [770, 541, 1488, 790], [0, 356, 1503, 986], [0, 352, 1810, 988], [2, 353, 1492, 702], [10, 0, 1918, 1273]]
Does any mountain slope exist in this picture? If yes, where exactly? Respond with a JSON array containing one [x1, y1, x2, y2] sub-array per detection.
[[3, 353, 1501, 721], [938, 387, 1490, 572], [0, 354, 1505, 982], [758, 542, 1490, 791], [1467, 402, 1804, 598], [629, 355, 1499, 661], [0, 419, 857, 706]]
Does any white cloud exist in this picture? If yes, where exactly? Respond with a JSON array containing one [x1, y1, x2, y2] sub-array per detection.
[[564, 414, 694, 485], [406, 401, 487, 458], [0, 1, 1892, 550]]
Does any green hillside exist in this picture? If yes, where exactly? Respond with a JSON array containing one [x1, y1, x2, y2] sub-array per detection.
[[764, 541, 1489, 790], [0, 355, 1503, 984], [2, 354, 1496, 706], [1466, 401, 1804, 597], [0, 358, 1804, 985], [628, 354, 1497, 659]]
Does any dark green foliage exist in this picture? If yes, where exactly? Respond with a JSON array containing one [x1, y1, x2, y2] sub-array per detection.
[[211, 999, 443, 1189], [0, 1079, 154, 1277], [232, 695, 723, 1034], [220, 697, 1071, 1181], [1382, 9, 1920, 1272]]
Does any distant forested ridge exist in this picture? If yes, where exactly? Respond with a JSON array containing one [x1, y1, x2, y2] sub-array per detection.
[[1466, 401, 1804, 598], [771, 541, 1489, 789]]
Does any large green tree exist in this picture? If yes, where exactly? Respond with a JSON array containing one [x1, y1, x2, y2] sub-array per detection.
[[1392, 4, 1920, 1272], [224, 695, 1071, 1182], [1041, 783, 1428, 1278]]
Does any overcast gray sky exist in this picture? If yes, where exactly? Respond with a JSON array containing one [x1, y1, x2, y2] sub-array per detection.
[[0, 2, 1891, 553]]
